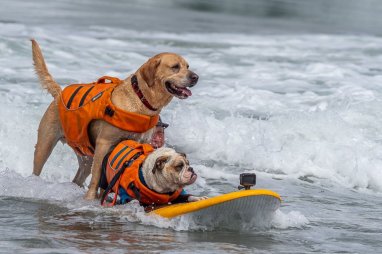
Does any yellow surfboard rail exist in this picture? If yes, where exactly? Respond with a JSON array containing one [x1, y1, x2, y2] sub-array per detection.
[[151, 189, 281, 218]]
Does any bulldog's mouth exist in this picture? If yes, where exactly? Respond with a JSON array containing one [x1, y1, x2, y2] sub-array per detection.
[[165, 81, 192, 99], [187, 173, 197, 185]]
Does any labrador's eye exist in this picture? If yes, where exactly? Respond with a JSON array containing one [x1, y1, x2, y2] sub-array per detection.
[[171, 64, 180, 71]]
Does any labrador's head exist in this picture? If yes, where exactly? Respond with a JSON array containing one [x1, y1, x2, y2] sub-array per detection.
[[138, 53, 198, 99]]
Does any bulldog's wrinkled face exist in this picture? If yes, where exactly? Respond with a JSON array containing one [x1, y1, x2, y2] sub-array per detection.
[[142, 148, 197, 193], [139, 53, 199, 99]]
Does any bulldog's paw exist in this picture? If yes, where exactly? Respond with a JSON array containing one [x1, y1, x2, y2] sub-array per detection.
[[188, 196, 208, 202]]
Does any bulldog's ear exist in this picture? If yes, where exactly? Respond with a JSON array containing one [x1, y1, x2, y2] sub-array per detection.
[[179, 153, 187, 158], [152, 155, 169, 174], [140, 56, 161, 87]]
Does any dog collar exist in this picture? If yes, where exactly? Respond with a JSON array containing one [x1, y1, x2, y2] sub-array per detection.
[[131, 75, 158, 111]]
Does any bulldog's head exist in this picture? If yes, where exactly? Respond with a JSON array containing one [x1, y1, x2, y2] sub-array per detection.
[[142, 148, 197, 193]]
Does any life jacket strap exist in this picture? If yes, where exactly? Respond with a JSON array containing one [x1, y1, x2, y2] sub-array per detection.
[[99, 151, 112, 190], [100, 151, 143, 206], [128, 182, 141, 202]]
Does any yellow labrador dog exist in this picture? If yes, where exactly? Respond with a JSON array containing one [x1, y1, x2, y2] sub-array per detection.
[[31, 40, 198, 200]]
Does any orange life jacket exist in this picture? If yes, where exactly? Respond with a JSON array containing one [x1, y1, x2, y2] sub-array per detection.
[[102, 140, 183, 206], [58, 76, 159, 156]]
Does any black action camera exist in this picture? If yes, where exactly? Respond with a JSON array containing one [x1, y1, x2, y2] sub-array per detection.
[[238, 173, 256, 190]]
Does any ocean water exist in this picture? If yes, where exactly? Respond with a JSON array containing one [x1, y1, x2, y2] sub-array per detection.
[[1, 0, 382, 253]]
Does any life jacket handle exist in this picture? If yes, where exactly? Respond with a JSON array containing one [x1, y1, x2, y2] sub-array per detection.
[[97, 76, 121, 85], [100, 151, 143, 206]]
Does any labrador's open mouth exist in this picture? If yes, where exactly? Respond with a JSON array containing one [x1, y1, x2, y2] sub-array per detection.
[[165, 82, 192, 99]]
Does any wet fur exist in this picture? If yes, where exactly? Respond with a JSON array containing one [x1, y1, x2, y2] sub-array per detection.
[[31, 39, 198, 200], [143, 148, 193, 193], [141, 148, 206, 202]]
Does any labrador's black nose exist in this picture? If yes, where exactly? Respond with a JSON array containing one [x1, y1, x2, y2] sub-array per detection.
[[188, 72, 199, 86]]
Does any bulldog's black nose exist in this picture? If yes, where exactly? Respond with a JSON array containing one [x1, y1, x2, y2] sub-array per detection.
[[188, 72, 199, 86], [188, 167, 194, 173]]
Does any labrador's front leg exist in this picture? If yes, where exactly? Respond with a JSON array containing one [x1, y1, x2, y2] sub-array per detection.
[[84, 139, 112, 200]]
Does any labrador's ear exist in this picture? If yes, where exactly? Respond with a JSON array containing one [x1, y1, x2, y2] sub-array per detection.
[[152, 155, 169, 174], [140, 56, 161, 87]]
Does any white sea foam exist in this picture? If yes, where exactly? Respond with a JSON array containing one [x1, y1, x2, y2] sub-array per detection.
[[0, 169, 84, 202], [271, 210, 309, 229], [1, 23, 382, 234], [0, 169, 286, 231]]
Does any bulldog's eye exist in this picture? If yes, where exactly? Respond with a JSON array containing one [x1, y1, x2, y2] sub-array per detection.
[[186, 64, 189, 69], [171, 64, 180, 71], [176, 163, 184, 171]]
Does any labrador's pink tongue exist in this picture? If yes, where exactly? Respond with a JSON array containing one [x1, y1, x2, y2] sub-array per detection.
[[180, 87, 192, 96]]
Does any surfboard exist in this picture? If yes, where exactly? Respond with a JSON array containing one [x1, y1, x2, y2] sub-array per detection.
[[150, 189, 281, 219]]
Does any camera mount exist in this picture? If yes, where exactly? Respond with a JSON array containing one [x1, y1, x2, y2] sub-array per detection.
[[238, 173, 256, 190]]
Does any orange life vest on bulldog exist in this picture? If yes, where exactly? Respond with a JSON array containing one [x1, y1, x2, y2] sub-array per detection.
[[100, 140, 184, 207], [58, 76, 159, 156]]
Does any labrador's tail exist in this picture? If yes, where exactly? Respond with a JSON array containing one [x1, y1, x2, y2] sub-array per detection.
[[31, 39, 61, 98]]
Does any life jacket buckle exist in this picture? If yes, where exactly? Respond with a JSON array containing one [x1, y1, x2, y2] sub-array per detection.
[[105, 106, 115, 117]]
